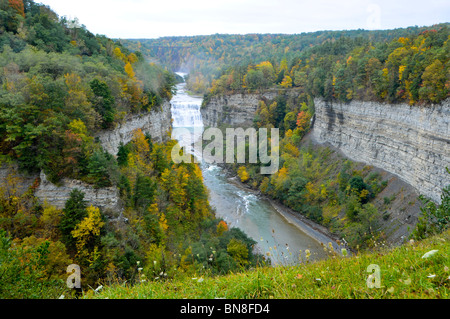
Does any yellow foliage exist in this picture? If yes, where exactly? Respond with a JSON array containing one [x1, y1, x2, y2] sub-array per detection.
[[159, 212, 169, 232], [131, 129, 152, 172], [71, 206, 104, 256], [40, 204, 62, 239], [127, 53, 138, 64], [399, 65, 406, 81], [237, 166, 250, 183], [320, 184, 328, 199], [305, 182, 319, 202], [259, 177, 270, 193], [359, 189, 370, 201], [284, 142, 300, 158], [114, 47, 126, 61], [125, 62, 136, 79], [280, 75, 293, 88]]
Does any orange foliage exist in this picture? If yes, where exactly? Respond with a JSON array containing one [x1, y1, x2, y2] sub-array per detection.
[[8, 0, 25, 17], [217, 220, 228, 236], [296, 111, 312, 133]]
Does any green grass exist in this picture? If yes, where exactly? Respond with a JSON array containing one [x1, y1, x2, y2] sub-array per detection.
[[85, 230, 450, 299]]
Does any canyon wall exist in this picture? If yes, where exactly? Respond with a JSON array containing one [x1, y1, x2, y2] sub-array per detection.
[[201, 91, 277, 127], [97, 100, 172, 155], [0, 101, 173, 211], [34, 172, 121, 211], [311, 98, 450, 203]]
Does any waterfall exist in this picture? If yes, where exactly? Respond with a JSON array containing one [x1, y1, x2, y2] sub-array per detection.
[[171, 102, 204, 128], [171, 73, 204, 128], [170, 72, 204, 159]]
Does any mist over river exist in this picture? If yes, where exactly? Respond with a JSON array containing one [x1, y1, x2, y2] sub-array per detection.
[[171, 73, 329, 265]]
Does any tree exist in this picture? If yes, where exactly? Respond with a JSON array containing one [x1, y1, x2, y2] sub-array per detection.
[[237, 166, 250, 183], [87, 149, 118, 188], [280, 75, 293, 88], [419, 59, 447, 103], [133, 173, 156, 210], [59, 189, 87, 252], [410, 168, 450, 240], [89, 79, 116, 128], [217, 220, 228, 236], [8, 0, 24, 17], [71, 205, 105, 258], [296, 111, 312, 134], [226, 238, 249, 266]]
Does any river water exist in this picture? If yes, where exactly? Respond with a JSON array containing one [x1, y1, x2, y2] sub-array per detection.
[[170, 74, 327, 265]]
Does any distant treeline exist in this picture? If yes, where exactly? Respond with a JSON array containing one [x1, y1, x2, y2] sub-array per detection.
[[122, 24, 449, 105]]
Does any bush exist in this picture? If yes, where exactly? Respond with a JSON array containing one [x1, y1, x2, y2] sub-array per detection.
[[410, 169, 450, 240], [0, 230, 66, 298]]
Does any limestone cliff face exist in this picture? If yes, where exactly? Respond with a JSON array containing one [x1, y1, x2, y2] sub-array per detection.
[[311, 98, 450, 203], [35, 172, 121, 211], [1, 101, 173, 211], [201, 91, 277, 127], [97, 100, 172, 155]]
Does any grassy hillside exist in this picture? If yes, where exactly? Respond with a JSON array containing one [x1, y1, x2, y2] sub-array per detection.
[[85, 229, 450, 299]]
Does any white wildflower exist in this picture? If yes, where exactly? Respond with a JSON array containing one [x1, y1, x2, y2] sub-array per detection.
[[422, 250, 439, 259], [305, 249, 311, 259]]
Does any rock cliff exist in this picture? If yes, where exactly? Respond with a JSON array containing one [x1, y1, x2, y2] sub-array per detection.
[[201, 91, 277, 127], [35, 172, 121, 211], [97, 100, 172, 155], [311, 98, 450, 203]]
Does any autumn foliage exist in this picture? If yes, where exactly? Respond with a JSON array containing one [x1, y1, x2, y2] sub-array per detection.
[[8, 0, 24, 17]]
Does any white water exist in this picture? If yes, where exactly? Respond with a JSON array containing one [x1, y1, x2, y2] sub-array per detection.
[[170, 72, 327, 265], [171, 78, 204, 128]]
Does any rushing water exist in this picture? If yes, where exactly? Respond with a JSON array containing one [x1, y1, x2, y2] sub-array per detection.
[[170, 73, 327, 265]]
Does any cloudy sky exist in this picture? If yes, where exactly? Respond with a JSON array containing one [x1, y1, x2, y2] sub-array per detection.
[[39, 0, 449, 39]]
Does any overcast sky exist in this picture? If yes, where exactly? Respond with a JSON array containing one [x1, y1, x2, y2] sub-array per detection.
[[39, 0, 450, 39]]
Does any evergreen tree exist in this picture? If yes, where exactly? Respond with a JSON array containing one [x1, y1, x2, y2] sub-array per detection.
[[59, 189, 87, 252]]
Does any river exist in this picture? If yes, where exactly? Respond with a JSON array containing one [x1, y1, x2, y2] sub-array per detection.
[[170, 74, 329, 265]]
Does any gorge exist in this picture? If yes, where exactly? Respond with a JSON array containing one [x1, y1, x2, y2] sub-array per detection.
[[171, 76, 332, 264]]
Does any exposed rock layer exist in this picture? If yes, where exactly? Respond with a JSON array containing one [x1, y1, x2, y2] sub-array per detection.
[[201, 91, 277, 127], [97, 101, 172, 155], [311, 98, 450, 203]]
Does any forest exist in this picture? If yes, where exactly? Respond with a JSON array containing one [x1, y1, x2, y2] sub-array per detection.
[[0, 0, 263, 298], [122, 24, 449, 105]]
